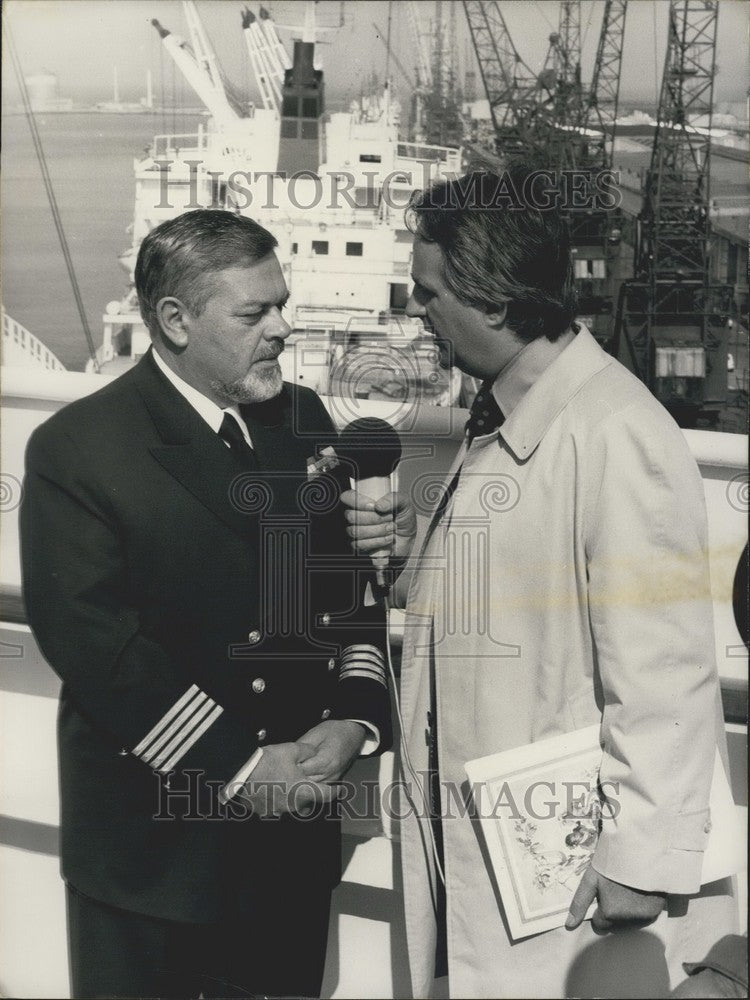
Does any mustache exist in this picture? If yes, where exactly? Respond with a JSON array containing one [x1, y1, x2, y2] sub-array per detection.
[[256, 340, 285, 361]]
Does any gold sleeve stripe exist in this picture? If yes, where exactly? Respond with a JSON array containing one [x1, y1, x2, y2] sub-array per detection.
[[132, 684, 202, 757], [341, 652, 385, 670], [338, 666, 388, 687], [150, 697, 220, 769], [139, 691, 214, 765], [341, 644, 383, 659], [160, 704, 224, 773]]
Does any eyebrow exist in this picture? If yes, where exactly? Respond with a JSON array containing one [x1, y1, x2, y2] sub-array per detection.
[[236, 292, 289, 311]]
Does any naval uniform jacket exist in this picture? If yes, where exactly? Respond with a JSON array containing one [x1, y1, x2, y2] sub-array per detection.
[[20, 349, 391, 922]]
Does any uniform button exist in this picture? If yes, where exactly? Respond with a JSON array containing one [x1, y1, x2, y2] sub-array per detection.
[[251, 677, 266, 694], [321, 613, 331, 626], [247, 629, 261, 644], [704, 820, 712, 834], [321, 708, 331, 720], [327, 658, 336, 672], [256, 728, 267, 741], [118, 748, 128, 757]]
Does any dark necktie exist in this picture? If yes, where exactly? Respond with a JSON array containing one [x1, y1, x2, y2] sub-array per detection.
[[219, 412, 258, 468], [426, 381, 505, 537], [426, 382, 505, 936], [464, 383, 505, 444]]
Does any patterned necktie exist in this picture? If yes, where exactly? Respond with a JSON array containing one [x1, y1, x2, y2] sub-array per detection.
[[426, 382, 505, 537], [464, 382, 505, 443], [219, 412, 258, 468]]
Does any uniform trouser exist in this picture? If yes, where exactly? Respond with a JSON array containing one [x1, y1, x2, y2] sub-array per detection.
[[66, 878, 333, 999]]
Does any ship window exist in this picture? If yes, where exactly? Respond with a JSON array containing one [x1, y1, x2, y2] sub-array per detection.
[[301, 120, 319, 139], [282, 95, 298, 117], [302, 97, 318, 118], [346, 242, 363, 257], [312, 241, 329, 255], [292, 243, 298, 254], [360, 154, 382, 163], [281, 119, 298, 138]]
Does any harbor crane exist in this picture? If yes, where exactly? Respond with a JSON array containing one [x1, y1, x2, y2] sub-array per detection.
[[464, 0, 628, 347], [150, 16, 241, 126], [614, 0, 732, 425], [242, 6, 285, 111]]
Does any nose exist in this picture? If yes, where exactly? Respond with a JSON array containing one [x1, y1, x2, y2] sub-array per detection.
[[266, 306, 292, 340], [405, 291, 424, 319]]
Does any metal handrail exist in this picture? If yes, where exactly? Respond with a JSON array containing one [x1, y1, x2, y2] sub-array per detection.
[[1, 308, 66, 372]]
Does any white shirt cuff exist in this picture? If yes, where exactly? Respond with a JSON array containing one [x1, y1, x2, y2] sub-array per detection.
[[219, 747, 264, 804], [349, 719, 380, 756]]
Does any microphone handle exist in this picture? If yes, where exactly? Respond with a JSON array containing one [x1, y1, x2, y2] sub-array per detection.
[[355, 475, 391, 585]]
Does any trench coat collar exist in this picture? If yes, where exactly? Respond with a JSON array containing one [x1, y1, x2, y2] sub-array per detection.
[[491, 324, 612, 462]]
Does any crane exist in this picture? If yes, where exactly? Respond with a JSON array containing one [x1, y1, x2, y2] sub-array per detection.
[[241, 6, 283, 111], [150, 16, 240, 126], [462, 0, 544, 158], [615, 0, 731, 426], [464, 0, 628, 348], [582, 0, 628, 170]]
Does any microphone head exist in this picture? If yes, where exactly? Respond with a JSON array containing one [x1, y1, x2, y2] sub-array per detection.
[[337, 417, 402, 479]]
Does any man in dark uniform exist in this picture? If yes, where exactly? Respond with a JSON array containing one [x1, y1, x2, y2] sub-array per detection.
[[20, 209, 391, 998]]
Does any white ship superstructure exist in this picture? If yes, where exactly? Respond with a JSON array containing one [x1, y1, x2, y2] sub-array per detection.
[[97, 1, 463, 406]]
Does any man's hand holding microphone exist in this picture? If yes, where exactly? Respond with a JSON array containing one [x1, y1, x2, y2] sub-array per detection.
[[336, 416, 416, 585], [340, 489, 417, 573]]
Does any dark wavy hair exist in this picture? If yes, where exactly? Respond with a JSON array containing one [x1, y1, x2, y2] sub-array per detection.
[[135, 210, 278, 337], [406, 169, 577, 342]]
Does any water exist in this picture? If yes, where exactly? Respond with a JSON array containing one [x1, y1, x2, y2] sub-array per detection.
[[2, 111, 747, 374], [1, 112, 201, 370]]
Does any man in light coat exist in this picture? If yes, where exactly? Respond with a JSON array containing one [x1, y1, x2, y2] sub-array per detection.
[[344, 170, 736, 998]]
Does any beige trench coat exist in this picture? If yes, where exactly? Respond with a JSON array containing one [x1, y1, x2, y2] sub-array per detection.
[[397, 328, 736, 999]]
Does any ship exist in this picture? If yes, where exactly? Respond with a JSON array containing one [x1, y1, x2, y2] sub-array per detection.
[[91, 1, 466, 414], [0, 3, 746, 997]]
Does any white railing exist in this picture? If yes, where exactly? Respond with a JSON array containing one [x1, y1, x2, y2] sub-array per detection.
[[1, 308, 66, 372], [150, 128, 208, 159]]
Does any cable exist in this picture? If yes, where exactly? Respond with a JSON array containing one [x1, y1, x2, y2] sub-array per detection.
[[653, 3, 659, 110], [534, 1, 557, 33], [4, 11, 100, 371], [383, 591, 446, 888]]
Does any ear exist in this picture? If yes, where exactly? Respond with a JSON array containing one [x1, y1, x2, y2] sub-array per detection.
[[155, 296, 191, 348], [485, 302, 508, 330]]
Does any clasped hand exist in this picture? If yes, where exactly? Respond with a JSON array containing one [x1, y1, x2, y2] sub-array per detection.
[[239, 721, 366, 817]]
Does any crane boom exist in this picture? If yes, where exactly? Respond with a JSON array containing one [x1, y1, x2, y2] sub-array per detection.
[[462, 0, 540, 155], [616, 0, 732, 424], [241, 7, 278, 111], [584, 0, 628, 168], [407, 0, 432, 89], [259, 6, 292, 73], [151, 17, 240, 124]]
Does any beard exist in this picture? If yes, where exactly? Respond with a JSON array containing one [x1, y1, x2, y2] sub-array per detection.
[[210, 359, 283, 404]]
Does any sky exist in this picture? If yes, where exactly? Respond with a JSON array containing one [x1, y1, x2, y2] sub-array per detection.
[[2, 0, 749, 112]]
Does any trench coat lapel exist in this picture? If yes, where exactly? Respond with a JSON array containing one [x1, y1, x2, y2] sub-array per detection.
[[134, 351, 263, 539]]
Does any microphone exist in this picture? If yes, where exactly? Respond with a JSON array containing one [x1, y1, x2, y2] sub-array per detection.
[[337, 417, 402, 587]]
